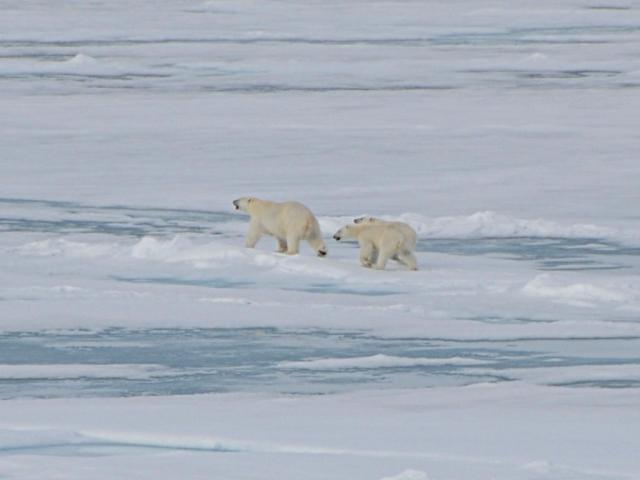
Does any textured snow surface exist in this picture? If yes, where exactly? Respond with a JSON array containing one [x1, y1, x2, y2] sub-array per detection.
[[1, 385, 639, 480], [1, 0, 640, 479]]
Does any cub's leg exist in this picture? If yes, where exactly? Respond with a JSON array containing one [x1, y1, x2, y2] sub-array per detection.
[[359, 240, 375, 268], [374, 241, 394, 270]]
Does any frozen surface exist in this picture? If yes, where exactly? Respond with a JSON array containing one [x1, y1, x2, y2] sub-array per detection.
[[1, 386, 639, 480], [1, 0, 640, 479]]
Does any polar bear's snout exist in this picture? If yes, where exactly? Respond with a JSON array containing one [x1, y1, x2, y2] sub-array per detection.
[[232, 199, 240, 210], [333, 226, 349, 241]]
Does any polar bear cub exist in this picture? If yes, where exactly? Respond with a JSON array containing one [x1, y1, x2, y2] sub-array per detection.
[[233, 197, 327, 257], [353, 216, 417, 251], [333, 223, 418, 270]]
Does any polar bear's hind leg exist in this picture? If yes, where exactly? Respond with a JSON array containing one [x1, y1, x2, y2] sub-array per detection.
[[276, 237, 287, 253]]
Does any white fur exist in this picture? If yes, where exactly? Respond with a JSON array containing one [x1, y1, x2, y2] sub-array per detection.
[[233, 197, 327, 256], [333, 223, 418, 271], [353, 216, 417, 250]]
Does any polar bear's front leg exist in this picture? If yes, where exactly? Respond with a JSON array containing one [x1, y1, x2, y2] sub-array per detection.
[[286, 233, 301, 255], [245, 221, 262, 248], [359, 240, 375, 268]]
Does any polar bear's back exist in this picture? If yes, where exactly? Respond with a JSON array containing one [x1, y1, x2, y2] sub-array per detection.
[[391, 222, 417, 249], [278, 201, 313, 216], [357, 224, 404, 247], [361, 218, 417, 250], [271, 201, 320, 239]]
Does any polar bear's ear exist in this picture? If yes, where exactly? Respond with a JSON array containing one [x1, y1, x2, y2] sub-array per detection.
[[248, 198, 255, 204], [354, 217, 364, 224]]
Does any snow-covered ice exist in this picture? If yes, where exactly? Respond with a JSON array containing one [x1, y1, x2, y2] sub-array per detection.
[[1, 0, 640, 479]]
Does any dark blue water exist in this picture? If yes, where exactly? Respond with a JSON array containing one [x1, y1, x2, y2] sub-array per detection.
[[1, 327, 639, 400]]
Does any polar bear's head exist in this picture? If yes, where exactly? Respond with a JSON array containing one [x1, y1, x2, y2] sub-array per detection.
[[333, 224, 359, 241], [232, 197, 257, 213]]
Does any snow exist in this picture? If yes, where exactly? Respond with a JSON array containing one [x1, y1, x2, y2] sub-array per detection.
[[522, 273, 632, 306], [380, 471, 430, 480], [1, 0, 640, 479], [1, 385, 639, 479], [277, 354, 491, 370]]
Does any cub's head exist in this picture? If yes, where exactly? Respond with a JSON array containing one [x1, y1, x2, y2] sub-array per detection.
[[354, 216, 378, 225], [232, 197, 256, 213], [333, 224, 357, 241]]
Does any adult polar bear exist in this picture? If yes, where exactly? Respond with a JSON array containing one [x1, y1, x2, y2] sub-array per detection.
[[233, 197, 327, 257], [333, 223, 418, 271]]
